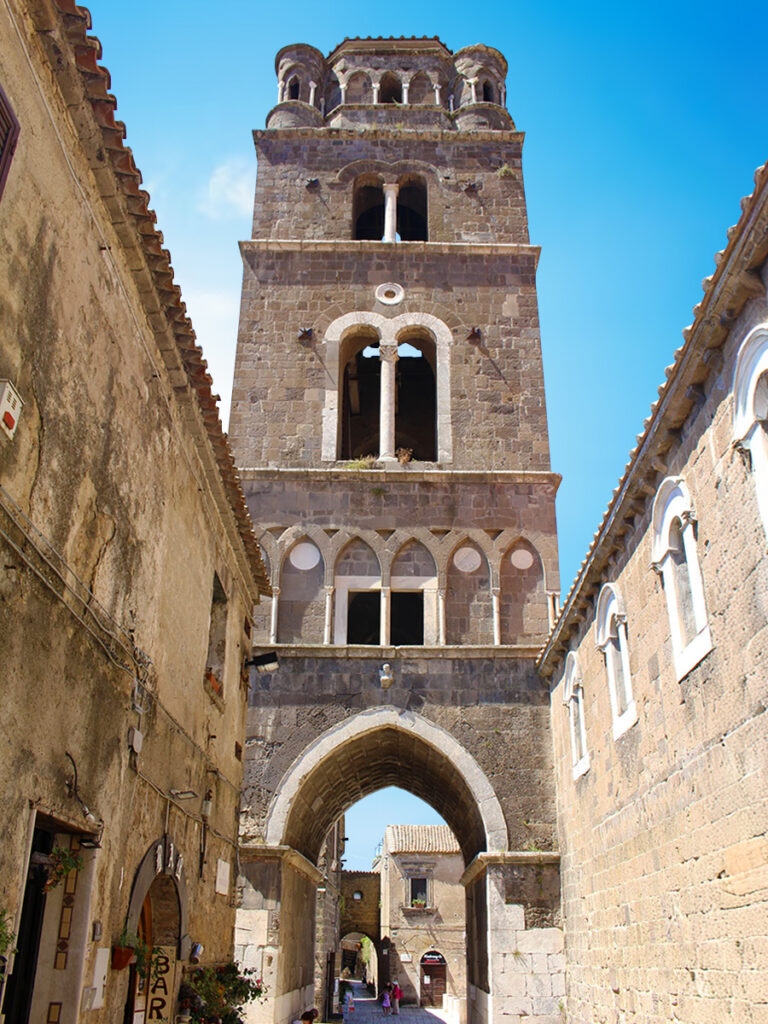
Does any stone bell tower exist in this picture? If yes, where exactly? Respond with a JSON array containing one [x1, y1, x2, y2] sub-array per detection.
[[230, 37, 564, 1024]]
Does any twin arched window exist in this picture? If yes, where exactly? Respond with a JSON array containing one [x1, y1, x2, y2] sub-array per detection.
[[596, 584, 637, 739], [651, 477, 712, 682], [733, 323, 768, 539], [563, 653, 589, 779], [352, 176, 428, 242]]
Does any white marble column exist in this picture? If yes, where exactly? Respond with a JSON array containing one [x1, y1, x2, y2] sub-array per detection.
[[372, 82, 380, 104], [402, 82, 410, 105], [323, 586, 334, 645], [378, 344, 399, 461], [433, 83, 442, 105], [380, 587, 391, 646], [491, 588, 501, 646], [340, 83, 347, 104], [437, 587, 446, 645], [500, 85, 507, 108], [278, 80, 284, 102], [309, 81, 317, 107], [468, 77, 478, 104], [270, 587, 280, 645], [383, 183, 399, 243]]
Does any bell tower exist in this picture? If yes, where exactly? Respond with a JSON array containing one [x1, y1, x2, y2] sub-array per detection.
[[230, 37, 564, 1024]]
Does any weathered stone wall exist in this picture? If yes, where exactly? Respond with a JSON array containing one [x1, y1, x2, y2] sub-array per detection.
[[230, 245, 547, 472], [0, 3, 261, 1020], [250, 133, 528, 244], [340, 871, 381, 941], [545, 279, 768, 1019]]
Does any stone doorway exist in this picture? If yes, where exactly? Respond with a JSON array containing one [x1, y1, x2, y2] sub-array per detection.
[[419, 951, 447, 1007]]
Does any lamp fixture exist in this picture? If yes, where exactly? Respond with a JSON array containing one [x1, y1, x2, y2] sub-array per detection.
[[245, 651, 280, 674], [201, 789, 213, 818], [170, 789, 199, 801]]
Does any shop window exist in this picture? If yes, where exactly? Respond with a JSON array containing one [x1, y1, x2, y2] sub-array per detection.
[[596, 584, 637, 739], [651, 477, 712, 681], [0, 83, 20, 200], [204, 573, 228, 697]]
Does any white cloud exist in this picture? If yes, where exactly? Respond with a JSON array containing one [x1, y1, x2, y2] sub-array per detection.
[[197, 158, 254, 220], [182, 287, 240, 429]]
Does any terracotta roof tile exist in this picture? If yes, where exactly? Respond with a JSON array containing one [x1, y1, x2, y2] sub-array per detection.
[[383, 825, 460, 854]]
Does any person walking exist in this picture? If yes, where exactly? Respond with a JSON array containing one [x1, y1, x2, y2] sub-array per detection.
[[381, 983, 392, 1016], [391, 980, 402, 1015]]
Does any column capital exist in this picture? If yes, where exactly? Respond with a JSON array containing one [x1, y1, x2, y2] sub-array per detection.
[[379, 344, 399, 363]]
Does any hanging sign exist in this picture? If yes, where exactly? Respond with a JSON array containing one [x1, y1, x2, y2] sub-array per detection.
[[144, 946, 177, 1022]]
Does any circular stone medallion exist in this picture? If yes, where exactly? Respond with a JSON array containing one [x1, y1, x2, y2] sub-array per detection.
[[375, 282, 405, 306], [289, 541, 321, 571], [510, 548, 535, 570], [453, 547, 482, 573]]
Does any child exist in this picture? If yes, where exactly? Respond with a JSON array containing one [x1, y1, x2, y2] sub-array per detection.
[[381, 984, 391, 1016]]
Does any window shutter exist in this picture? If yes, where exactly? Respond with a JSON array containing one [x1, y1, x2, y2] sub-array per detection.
[[0, 83, 20, 200]]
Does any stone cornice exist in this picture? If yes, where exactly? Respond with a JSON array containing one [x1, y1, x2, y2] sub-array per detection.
[[239, 467, 559, 486], [461, 850, 561, 887], [538, 160, 768, 680], [240, 239, 539, 263], [256, 643, 543, 660], [253, 127, 525, 144]]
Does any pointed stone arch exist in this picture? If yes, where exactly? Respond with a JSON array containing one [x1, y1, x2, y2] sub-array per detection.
[[500, 537, 548, 643], [264, 706, 508, 859]]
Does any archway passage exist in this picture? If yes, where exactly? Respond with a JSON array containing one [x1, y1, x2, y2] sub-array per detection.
[[281, 725, 488, 866]]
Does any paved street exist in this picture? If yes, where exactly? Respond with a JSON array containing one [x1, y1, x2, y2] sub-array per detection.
[[341, 981, 453, 1024]]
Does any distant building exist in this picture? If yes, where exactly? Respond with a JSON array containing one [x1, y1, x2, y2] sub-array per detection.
[[376, 826, 465, 1019]]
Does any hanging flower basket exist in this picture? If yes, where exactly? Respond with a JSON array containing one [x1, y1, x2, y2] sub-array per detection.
[[111, 945, 134, 970]]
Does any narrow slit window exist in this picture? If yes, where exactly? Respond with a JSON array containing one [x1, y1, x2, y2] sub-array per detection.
[[205, 573, 228, 696]]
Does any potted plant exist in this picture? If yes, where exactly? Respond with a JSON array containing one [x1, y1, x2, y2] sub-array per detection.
[[411, 897, 426, 908], [43, 845, 84, 893], [112, 925, 136, 971], [183, 962, 265, 1023]]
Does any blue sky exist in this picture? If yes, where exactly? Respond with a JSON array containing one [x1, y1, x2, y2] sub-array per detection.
[[89, 2, 767, 866]]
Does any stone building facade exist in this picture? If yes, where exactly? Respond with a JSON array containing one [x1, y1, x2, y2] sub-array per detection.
[[376, 825, 466, 1018], [0, 2, 266, 1022], [538, 162, 768, 1023], [230, 37, 564, 1024]]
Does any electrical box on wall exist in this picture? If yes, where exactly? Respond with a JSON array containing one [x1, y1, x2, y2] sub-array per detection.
[[0, 380, 23, 440]]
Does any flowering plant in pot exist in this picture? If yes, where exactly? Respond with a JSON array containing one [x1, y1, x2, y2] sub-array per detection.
[[182, 963, 265, 1023], [112, 926, 136, 971]]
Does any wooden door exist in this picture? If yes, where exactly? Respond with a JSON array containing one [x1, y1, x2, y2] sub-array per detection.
[[420, 954, 447, 1007]]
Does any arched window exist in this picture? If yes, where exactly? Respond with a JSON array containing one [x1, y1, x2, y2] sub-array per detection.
[[379, 72, 402, 104], [446, 543, 492, 645], [346, 71, 372, 104], [562, 653, 589, 779], [481, 80, 494, 103], [287, 76, 300, 101], [408, 73, 432, 105], [278, 539, 325, 644], [596, 584, 637, 739], [353, 178, 385, 240], [334, 539, 381, 645], [339, 331, 381, 458], [394, 331, 436, 461], [733, 323, 768, 538], [651, 477, 712, 681], [500, 539, 547, 643], [390, 540, 438, 645], [397, 176, 428, 241]]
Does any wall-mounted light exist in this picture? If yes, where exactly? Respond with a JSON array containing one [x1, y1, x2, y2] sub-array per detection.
[[190, 942, 204, 964], [170, 789, 199, 801], [245, 651, 279, 674], [201, 789, 213, 818], [65, 752, 103, 842], [467, 327, 482, 343]]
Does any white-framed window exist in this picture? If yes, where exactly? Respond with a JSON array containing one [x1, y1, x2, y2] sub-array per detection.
[[596, 584, 637, 739], [651, 477, 712, 681], [562, 652, 589, 779], [733, 322, 768, 539]]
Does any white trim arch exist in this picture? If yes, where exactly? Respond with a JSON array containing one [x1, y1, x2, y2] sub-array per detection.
[[562, 652, 589, 780], [263, 706, 509, 853], [596, 583, 637, 739], [322, 310, 453, 464], [651, 477, 712, 680], [733, 322, 768, 538]]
